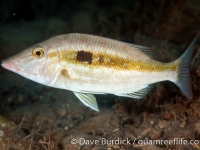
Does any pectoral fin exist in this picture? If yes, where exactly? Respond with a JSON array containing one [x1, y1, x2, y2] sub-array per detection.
[[73, 92, 99, 111]]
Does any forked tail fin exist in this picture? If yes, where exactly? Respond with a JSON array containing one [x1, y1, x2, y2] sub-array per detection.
[[175, 33, 199, 99]]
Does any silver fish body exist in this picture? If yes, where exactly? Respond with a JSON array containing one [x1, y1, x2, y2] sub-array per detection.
[[1, 33, 199, 111]]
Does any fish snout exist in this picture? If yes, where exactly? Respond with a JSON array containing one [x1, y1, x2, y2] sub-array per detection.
[[1, 60, 20, 72]]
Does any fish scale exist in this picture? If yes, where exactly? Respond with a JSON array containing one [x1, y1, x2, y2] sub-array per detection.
[[1, 33, 199, 111]]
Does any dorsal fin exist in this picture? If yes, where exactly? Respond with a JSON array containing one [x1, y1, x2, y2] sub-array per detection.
[[130, 44, 155, 59]]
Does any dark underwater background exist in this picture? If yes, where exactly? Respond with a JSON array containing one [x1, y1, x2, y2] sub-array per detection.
[[0, 0, 200, 149]]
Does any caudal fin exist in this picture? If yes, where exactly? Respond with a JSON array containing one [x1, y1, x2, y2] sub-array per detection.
[[175, 33, 199, 99]]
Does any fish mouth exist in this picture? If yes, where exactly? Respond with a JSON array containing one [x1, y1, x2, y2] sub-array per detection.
[[1, 60, 20, 72]]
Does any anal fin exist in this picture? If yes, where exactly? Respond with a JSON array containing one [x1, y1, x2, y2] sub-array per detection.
[[115, 84, 155, 99]]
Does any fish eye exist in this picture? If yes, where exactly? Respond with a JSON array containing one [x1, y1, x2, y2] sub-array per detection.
[[33, 47, 44, 58]]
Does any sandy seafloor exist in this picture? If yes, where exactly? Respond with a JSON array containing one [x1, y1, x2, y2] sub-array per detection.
[[0, 0, 200, 150]]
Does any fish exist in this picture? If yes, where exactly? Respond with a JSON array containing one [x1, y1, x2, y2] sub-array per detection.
[[1, 33, 199, 111]]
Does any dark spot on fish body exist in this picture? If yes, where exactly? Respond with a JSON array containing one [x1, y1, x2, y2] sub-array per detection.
[[76, 50, 93, 64]]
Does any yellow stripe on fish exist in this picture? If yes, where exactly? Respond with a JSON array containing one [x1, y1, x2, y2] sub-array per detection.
[[47, 50, 177, 72]]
